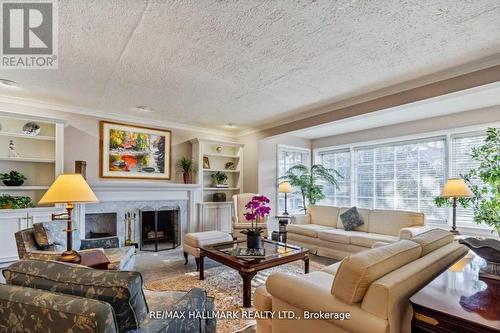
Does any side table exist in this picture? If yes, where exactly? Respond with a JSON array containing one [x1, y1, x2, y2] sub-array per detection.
[[58, 250, 110, 270]]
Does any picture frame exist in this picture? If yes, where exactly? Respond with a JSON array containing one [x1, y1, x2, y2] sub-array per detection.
[[203, 156, 211, 169], [99, 121, 172, 180]]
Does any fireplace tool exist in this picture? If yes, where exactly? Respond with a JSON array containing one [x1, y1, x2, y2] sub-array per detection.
[[124, 211, 136, 246]]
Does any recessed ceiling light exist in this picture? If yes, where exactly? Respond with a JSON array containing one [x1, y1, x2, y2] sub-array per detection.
[[224, 123, 236, 128], [135, 105, 152, 112], [0, 79, 18, 88]]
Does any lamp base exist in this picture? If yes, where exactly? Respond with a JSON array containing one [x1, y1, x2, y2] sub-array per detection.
[[449, 229, 460, 235], [59, 250, 80, 262]]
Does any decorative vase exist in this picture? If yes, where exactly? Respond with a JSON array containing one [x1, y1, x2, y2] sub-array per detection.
[[459, 238, 500, 280], [247, 234, 262, 249], [182, 172, 189, 184], [3, 180, 24, 186]]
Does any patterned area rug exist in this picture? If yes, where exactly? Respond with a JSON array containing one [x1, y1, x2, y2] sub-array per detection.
[[144, 260, 324, 333]]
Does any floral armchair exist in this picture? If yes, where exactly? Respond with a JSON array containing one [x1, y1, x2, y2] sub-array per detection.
[[232, 193, 268, 240], [15, 224, 135, 270]]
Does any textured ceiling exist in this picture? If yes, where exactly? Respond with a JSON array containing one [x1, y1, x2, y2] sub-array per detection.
[[1, 0, 500, 133]]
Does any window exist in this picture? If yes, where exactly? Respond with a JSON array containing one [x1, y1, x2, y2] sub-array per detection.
[[277, 145, 310, 214], [317, 149, 351, 207], [354, 138, 447, 222], [451, 133, 486, 225]]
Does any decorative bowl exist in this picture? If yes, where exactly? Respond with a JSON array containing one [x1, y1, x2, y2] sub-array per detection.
[[459, 237, 500, 280], [22, 122, 41, 136]]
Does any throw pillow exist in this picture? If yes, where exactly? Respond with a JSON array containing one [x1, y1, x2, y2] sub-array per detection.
[[33, 221, 82, 251], [340, 206, 364, 231]]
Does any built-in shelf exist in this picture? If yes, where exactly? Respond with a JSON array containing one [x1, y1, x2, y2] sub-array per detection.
[[0, 157, 56, 163], [203, 169, 240, 173], [203, 153, 240, 159], [0, 132, 55, 141], [204, 187, 240, 191], [0, 186, 49, 190]]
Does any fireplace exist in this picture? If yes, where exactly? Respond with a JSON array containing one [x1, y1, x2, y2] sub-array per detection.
[[140, 207, 179, 251], [85, 213, 117, 239]]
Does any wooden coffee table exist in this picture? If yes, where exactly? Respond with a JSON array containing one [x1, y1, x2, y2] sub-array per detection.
[[410, 251, 500, 333], [199, 239, 309, 307]]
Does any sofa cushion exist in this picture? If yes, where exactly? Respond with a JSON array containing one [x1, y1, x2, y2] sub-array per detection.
[[3, 259, 148, 332], [307, 205, 340, 227], [350, 233, 398, 248], [331, 240, 422, 303], [303, 271, 335, 289], [287, 224, 333, 238], [33, 221, 81, 251], [337, 207, 370, 232], [340, 206, 365, 231], [410, 228, 454, 256], [318, 229, 357, 244], [368, 209, 424, 236], [104, 246, 136, 270]]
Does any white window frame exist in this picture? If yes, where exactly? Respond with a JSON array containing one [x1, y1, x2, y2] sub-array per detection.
[[316, 148, 351, 207], [313, 122, 500, 235], [277, 144, 311, 214]]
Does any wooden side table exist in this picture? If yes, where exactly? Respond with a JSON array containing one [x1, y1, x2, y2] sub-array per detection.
[[59, 250, 110, 270], [410, 251, 500, 333]]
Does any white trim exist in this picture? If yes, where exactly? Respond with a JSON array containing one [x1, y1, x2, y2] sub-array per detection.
[[0, 95, 235, 138]]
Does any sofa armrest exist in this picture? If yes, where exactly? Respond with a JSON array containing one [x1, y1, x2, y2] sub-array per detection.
[[144, 288, 216, 333], [266, 273, 387, 333], [399, 225, 432, 239], [81, 236, 120, 249], [290, 214, 310, 225]]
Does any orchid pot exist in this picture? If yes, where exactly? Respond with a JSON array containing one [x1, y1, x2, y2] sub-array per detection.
[[241, 195, 270, 249]]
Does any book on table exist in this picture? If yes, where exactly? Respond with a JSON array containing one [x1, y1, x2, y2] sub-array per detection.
[[236, 248, 266, 259]]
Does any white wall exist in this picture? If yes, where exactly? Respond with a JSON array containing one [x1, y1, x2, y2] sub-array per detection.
[[312, 107, 500, 149], [0, 102, 231, 184]]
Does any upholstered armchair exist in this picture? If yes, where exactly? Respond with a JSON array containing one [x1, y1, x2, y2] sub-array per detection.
[[232, 193, 268, 240], [15, 223, 135, 270], [1, 259, 216, 333]]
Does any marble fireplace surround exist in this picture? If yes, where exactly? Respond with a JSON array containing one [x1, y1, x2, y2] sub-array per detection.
[[73, 182, 200, 245]]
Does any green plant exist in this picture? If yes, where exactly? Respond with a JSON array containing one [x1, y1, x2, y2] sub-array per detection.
[[434, 127, 500, 236], [279, 164, 341, 213], [0, 170, 27, 182], [176, 156, 194, 173], [0, 195, 35, 209], [211, 171, 228, 185]]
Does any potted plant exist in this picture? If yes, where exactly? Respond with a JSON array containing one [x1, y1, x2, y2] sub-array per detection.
[[434, 128, 499, 237], [241, 195, 271, 249], [0, 195, 35, 209], [0, 170, 27, 186], [211, 171, 228, 188], [176, 156, 194, 184], [279, 164, 341, 213]]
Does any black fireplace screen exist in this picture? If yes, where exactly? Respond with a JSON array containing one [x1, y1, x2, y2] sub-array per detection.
[[140, 208, 180, 251]]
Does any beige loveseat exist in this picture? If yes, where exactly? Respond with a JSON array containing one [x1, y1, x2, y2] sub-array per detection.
[[288, 205, 430, 259], [255, 229, 468, 333]]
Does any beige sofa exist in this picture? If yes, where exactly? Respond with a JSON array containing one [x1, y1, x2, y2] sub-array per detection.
[[255, 229, 468, 333], [288, 205, 430, 259]]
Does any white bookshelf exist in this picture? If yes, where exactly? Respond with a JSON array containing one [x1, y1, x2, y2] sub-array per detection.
[[0, 113, 64, 204], [190, 138, 244, 232]]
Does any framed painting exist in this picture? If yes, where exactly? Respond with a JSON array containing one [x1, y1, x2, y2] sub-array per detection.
[[99, 121, 172, 180]]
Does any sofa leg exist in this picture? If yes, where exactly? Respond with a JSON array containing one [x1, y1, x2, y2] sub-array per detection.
[[183, 252, 188, 265], [195, 257, 200, 271]]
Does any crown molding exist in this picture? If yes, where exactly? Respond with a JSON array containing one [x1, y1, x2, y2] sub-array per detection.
[[0, 95, 236, 138]]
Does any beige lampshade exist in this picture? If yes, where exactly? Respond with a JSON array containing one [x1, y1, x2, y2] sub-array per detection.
[[278, 181, 293, 193], [440, 178, 473, 198], [39, 173, 98, 204]]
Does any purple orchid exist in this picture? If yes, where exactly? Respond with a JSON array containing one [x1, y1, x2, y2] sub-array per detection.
[[241, 195, 271, 236]]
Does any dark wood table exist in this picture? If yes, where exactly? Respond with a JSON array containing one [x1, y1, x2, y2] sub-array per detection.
[[199, 239, 309, 307], [59, 250, 110, 270], [410, 251, 500, 333]]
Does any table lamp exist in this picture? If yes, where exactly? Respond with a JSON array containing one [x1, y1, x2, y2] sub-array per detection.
[[440, 178, 472, 235], [39, 173, 98, 262], [278, 181, 293, 215]]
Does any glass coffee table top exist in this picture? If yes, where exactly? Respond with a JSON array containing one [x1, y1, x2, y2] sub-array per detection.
[[210, 239, 304, 262]]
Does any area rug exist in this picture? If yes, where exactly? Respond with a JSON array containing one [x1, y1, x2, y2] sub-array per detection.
[[144, 260, 324, 333]]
